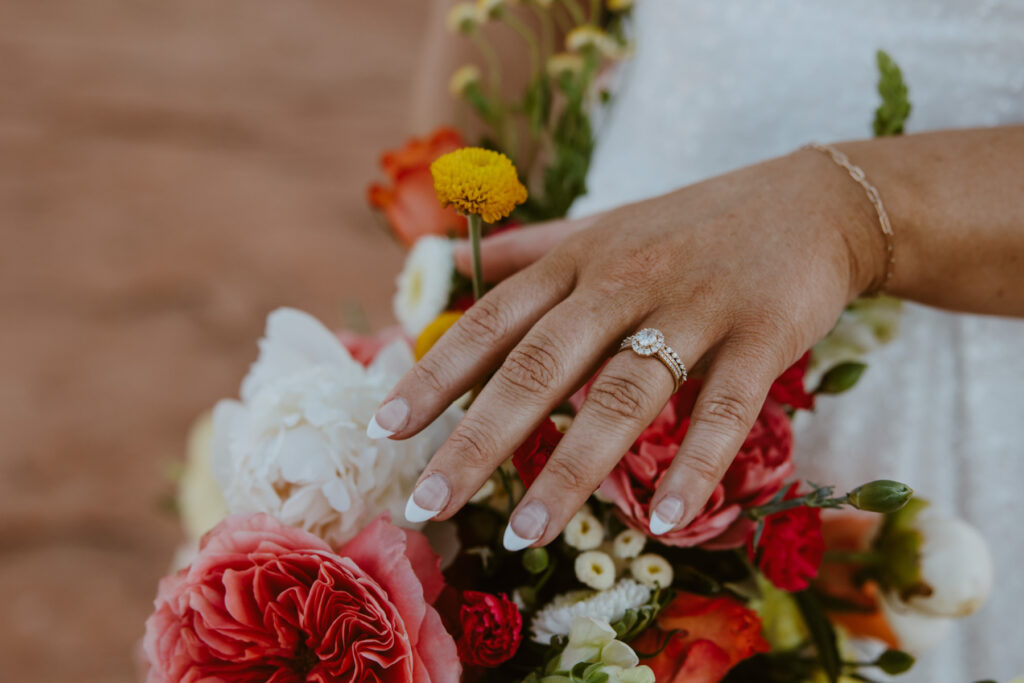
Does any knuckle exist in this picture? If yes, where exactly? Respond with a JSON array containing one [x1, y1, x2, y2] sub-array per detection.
[[501, 337, 562, 395], [588, 373, 655, 422], [683, 446, 727, 485], [411, 357, 448, 395], [447, 424, 497, 470], [458, 296, 512, 346], [541, 454, 589, 492], [696, 391, 753, 431]]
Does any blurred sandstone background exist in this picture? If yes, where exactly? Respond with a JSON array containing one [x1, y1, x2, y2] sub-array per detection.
[[0, 1, 427, 680]]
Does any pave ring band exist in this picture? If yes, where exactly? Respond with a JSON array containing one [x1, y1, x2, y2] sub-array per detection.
[[618, 328, 687, 393]]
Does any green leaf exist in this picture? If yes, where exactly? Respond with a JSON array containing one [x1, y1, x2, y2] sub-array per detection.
[[815, 362, 867, 395], [794, 591, 841, 683], [873, 50, 912, 137], [875, 649, 915, 675]]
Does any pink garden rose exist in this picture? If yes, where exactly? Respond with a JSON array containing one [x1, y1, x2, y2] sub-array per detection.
[[598, 379, 794, 548], [143, 513, 460, 683]]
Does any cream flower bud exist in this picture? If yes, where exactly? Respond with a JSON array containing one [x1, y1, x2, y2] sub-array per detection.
[[446, 2, 481, 34], [630, 553, 673, 589], [476, 0, 507, 20], [575, 550, 617, 590], [547, 52, 585, 79], [905, 515, 993, 618], [612, 529, 646, 559], [565, 510, 605, 550], [566, 26, 626, 59], [448, 64, 481, 97], [550, 412, 574, 433], [607, 0, 634, 10]]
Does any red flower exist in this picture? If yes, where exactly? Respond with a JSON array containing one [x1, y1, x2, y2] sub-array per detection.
[[748, 483, 826, 591], [143, 514, 459, 683], [631, 592, 770, 683], [368, 128, 468, 246], [767, 351, 815, 410], [512, 417, 564, 488], [455, 591, 523, 668], [598, 380, 794, 548]]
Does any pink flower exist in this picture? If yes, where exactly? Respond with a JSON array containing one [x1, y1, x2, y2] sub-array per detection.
[[598, 380, 794, 548], [143, 513, 460, 683], [337, 326, 408, 366]]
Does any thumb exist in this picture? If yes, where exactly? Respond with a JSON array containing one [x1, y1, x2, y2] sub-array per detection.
[[453, 216, 591, 282]]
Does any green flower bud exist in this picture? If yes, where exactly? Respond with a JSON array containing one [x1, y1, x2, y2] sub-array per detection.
[[522, 547, 549, 574], [875, 649, 915, 675], [848, 479, 914, 514], [815, 361, 867, 394]]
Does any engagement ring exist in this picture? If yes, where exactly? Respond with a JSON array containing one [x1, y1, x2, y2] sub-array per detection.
[[618, 328, 687, 392]]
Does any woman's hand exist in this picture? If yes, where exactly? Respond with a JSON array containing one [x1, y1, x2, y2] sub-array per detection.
[[367, 148, 887, 549]]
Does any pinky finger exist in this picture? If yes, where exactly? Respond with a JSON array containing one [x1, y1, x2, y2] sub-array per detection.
[[648, 343, 782, 535]]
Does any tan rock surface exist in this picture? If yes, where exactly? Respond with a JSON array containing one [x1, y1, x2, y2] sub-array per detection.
[[0, 1, 427, 680]]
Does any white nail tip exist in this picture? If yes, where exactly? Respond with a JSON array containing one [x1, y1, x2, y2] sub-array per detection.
[[649, 511, 675, 536], [503, 525, 539, 552], [405, 496, 440, 524], [366, 415, 395, 440]]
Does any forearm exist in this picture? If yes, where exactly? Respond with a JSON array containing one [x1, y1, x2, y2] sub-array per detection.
[[835, 126, 1024, 316]]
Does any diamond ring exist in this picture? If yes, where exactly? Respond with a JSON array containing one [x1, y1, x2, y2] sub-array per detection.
[[618, 328, 687, 392]]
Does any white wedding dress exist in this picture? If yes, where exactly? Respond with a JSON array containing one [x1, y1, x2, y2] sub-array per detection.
[[569, 1, 1024, 680]]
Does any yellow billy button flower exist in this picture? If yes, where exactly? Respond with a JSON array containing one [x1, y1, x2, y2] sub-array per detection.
[[430, 147, 528, 224], [414, 311, 463, 360]]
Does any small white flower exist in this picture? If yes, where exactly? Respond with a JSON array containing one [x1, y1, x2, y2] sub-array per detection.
[[564, 510, 605, 550], [903, 514, 993, 618], [547, 53, 585, 79], [630, 553, 673, 588], [448, 64, 481, 96], [550, 413, 574, 433], [393, 236, 455, 337], [612, 529, 645, 559], [476, 0, 506, 20], [446, 2, 481, 34], [566, 26, 627, 59], [212, 308, 463, 546], [531, 579, 651, 644], [576, 550, 616, 590]]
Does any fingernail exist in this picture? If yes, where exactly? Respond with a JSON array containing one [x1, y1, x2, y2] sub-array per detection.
[[503, 500, 549, 551], [367, 398, 409, 439], [404, 473, 450, 523], [650, 496, 684, 536]]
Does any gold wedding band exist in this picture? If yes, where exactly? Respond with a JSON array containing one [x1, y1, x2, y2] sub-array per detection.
[[618, 328, 687, 393]]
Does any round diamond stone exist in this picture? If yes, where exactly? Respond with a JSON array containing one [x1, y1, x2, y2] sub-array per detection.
[[631, 328, 664, 356]]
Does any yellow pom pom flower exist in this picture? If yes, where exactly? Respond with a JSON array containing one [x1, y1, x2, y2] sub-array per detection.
[[414, 310, 463, 360], [430, 147, 528, 223]]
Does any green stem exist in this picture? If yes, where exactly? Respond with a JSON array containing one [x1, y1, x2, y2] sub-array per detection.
[[824, 550, 885, 565], [531, 3, 555, 58], [468, 213, 485, 301], [471, 31, 503, 98], [562, 0, 586, 26], [589, 0, 601, 24], [502, 12, 541, 79]]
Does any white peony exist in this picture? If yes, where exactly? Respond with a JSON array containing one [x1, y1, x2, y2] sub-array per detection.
[[903, 514, 993, 618], [211, 308, 463, 546], [531, 578, 651, 644], [393, 236, 455, 338]]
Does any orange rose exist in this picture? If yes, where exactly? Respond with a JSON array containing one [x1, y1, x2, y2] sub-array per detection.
[[631, 592, 769, 683], [368, 128, 468, 246]]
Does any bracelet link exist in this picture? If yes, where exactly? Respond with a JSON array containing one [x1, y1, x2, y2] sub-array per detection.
[[803, 142, 895, 294]]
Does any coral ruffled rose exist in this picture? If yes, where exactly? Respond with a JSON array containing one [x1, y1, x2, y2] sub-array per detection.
[[597, 380, 794, 548], [632, 592, 769, 683], [368, 128, 468, 246], [454, 591, 523, 668], [143, 513, 460, 683]]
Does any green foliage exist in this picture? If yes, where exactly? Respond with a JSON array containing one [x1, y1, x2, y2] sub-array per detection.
[[874, 649, 915, 675], [815, 361, 867, 395], [794, 590, 841, 683], [873, 50, 911, 137]]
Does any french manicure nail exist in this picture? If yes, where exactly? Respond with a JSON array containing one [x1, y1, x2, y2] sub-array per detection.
[[367, 398, 409, 439], [404, 473, 450, 523], [649, 496, 684, 536], [503, 500, 549, 551]]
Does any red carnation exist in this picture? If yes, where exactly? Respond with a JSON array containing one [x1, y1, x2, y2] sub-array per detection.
[[767, 351, 815, 411], [748, 483, 826, 591], [455, 591, 522, 668], [512, 417, 564, 488]]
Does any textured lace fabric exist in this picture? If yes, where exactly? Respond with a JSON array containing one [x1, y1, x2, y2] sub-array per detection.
[[569, 1, 1024, 680]]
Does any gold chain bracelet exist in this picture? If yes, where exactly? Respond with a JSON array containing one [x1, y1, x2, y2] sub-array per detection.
[[803, 142, 894, 294]]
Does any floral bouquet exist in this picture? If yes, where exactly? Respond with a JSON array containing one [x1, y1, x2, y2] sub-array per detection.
[[144, 3, 994, 682]]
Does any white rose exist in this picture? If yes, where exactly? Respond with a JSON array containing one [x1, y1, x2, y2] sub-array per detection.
[[575, 550, 617, 590], [564, 510, 605, 550], [393, 236, 455, 338], [211, 308, 463, 546], [903, 514, 993, 618]]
